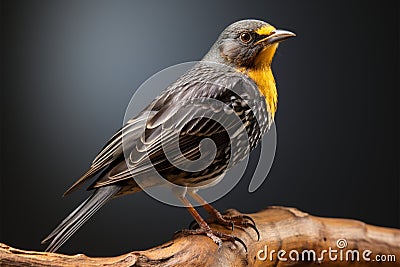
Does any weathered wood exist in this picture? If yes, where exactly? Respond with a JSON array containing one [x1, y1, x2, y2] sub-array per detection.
[[1, 206, 399, 266]]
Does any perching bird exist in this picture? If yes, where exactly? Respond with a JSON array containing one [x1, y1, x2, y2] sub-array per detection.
[[42, 19, 295, 252]]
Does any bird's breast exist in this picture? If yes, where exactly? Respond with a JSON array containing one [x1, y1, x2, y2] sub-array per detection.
[[240, 66, 277, 118]]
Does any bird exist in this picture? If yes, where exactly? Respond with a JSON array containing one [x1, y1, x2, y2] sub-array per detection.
[[42, 19, 295, 253]]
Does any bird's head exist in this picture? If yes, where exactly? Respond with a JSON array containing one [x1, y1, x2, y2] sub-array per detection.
[[205, 19, 295, 70]]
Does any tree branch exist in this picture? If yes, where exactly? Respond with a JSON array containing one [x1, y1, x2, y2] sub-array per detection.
[[1, 206, 399, 266]]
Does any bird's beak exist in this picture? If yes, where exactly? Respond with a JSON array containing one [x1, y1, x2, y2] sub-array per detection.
[[256, 29, 296, 45]]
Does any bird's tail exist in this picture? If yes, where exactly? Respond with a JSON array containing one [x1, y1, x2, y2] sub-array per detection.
[[42, 185, 121, 252]]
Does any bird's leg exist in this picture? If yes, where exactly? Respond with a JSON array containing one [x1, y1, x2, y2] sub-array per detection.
[[174, 194, 247, 251], [188, 191, 260, 240]]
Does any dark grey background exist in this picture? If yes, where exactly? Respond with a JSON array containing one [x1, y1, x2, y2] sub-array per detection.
[[1, 0, 398, 256]]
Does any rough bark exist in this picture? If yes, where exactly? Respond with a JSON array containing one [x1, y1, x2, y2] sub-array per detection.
[[0, 206, 399, 266]]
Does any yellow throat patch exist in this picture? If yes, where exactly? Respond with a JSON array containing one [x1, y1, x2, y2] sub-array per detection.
[[239, 46, 279, 118], [239, 25, 279, 118]]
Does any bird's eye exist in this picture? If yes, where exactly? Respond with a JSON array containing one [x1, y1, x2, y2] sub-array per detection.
[[239, 32, 253, 44]]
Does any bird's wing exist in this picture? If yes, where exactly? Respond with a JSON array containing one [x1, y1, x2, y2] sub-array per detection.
[[89, 75, 265, 190]]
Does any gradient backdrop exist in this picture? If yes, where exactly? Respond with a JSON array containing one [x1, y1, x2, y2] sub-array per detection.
[[1, 0, 399, 256]]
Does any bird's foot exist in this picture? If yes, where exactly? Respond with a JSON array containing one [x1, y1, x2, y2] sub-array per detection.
[[190, 214, 260, 240], [174, 226, 247, 251]]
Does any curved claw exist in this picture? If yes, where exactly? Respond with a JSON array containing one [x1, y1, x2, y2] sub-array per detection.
[[188, 220, 199, 230], [231, 235, 248, 252], [214, 232, 247, 252], [229, 221, 234, 231], [241, 215, 256, 227], [217, 214, 259, 240], [237, 215, 259, 240], [246, 221, 260, 241]]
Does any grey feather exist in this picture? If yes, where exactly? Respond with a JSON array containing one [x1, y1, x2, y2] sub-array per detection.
[[42, 185, 121, 252]]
